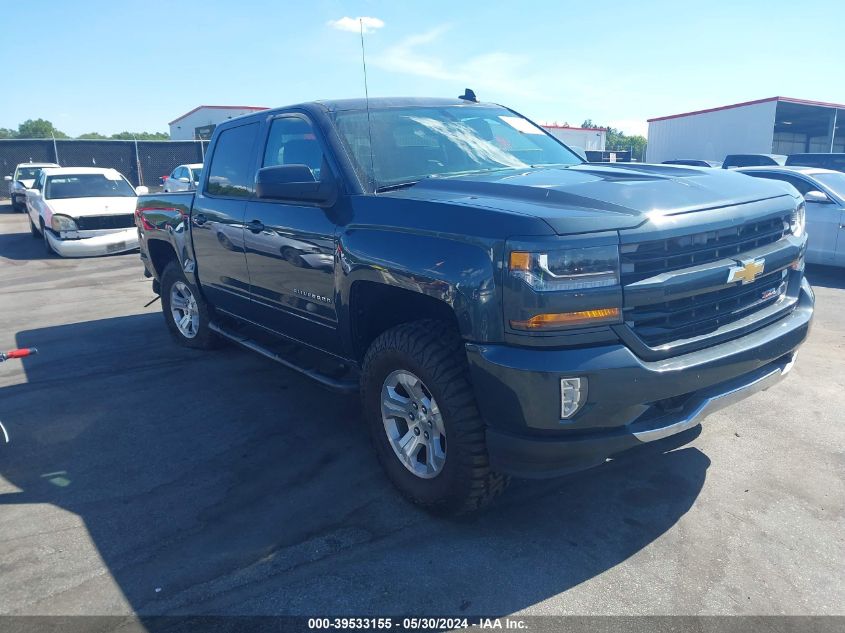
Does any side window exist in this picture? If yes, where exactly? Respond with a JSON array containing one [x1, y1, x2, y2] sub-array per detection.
[[170, 167, 180, 179], [207, 122, 259, 197], [751, 172, 814, 195], [262, 116, 323, 179]]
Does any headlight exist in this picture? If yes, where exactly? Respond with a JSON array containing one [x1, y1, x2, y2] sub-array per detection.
[[51, 214, 78, 232], [510, 245, 620, 291], [789, 201, 805, 237]]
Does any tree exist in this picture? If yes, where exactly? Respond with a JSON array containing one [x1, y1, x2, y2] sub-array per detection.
[[581, 120, 647, 162], [77, 132, 108, 139], [110, 131, 169, 141], [17, 119, 68, 139], [0, 128, 15, 139]]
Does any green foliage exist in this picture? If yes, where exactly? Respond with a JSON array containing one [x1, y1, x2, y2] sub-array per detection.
[[581, 120, 647, 162], [0, 121, 170, 141], [16, 118, 69, 139], [109, 131, 170, 140]]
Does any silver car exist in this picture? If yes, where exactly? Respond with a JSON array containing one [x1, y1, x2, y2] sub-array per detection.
[[739, 166, 845, 267], [163, 163, 203, 192]]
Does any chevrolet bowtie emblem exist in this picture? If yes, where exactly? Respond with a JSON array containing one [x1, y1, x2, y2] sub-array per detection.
[[727, 258, 765, 284]]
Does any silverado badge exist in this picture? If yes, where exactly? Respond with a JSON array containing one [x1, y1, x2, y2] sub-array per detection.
[[727, 258, 765, 285]]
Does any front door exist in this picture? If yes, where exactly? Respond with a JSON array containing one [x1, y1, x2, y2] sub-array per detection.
[[190, 120, 260, 315], [243, 114, 341, 354]]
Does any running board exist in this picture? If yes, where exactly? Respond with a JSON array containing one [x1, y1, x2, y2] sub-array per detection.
[[209, 322, 359, 394]]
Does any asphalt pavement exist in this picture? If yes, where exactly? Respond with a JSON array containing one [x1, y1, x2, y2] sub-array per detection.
[[0, 200, 842, 618]]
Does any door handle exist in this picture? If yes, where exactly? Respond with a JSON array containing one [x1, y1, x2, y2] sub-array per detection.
[[247, 220, 265, 234], [193, 213, 207, 226]]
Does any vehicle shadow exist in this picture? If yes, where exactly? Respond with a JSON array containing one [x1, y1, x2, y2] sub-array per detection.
[[0, 313, 708, 619], [805, 263, 844, 290]]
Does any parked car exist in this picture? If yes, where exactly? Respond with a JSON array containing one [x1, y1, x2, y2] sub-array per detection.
[[26, 167, 148, 257], [723, 154, 787, 169], [662, 159, 722, 168], [163, 163, 203, 192], [785, 153, 845, 173], [738, 166, 845, 266], [4, 162, 60, 211], [136, 97, 813, 513]]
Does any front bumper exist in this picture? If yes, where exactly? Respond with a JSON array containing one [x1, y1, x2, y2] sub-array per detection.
[[467, 278, 814, 478], [46, 227, 139, 258]]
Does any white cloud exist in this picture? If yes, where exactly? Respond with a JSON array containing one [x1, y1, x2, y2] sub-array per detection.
[[371, 25, 543, 99], [328, 16, 385, 34]]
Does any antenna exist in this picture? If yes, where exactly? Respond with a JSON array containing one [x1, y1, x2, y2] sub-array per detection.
[[359, 18, 377, 191]]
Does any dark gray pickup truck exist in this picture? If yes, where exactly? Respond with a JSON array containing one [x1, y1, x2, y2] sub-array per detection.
[[135, 97, 814, 513]]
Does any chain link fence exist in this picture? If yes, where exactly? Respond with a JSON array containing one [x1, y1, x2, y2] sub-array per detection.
[[1, 139, 208, 196]]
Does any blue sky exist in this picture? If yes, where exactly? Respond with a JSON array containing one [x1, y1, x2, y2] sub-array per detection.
[[3, 0, 843, 137]]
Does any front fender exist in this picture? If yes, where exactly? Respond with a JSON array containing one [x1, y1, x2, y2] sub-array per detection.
[[337, 228, 505, 343]]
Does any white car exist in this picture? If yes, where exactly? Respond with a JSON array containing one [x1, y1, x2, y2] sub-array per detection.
[[738, 166, 845, 267], [163, 163, 203, 192], [26, 167, 149, 257], [4, 162, 60, 212]]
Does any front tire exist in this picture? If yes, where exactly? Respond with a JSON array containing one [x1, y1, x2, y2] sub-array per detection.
[[29, 214, 40, 238], [160, 261, 218, 349], [361, 320, 509, 514], [40, 219, 54, 255]]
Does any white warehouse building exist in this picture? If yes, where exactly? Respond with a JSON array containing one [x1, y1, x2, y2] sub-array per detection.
[[169, 105, 268, 140], [646, 96, 845, 163], [542, 125, 607, 152]]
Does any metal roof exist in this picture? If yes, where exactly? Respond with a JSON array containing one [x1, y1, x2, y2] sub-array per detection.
[[648, 96, 845, 123], [168, 105, 269, 126]]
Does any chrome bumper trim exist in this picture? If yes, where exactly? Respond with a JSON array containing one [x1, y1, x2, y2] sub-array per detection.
[[630, 353, 796, 443]]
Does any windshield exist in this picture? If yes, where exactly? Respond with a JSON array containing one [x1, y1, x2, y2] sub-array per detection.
[[45, 174, 136, 199], [15, 167, 45, 181], [815, 172, 845, 200], [334, 105, 582, 190]]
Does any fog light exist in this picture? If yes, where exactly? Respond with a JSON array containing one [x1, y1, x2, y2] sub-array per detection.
[[561, 377, 586, 419]]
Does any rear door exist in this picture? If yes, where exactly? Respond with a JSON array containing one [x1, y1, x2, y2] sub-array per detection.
[[242, 113, 342, 353], [190, 121, 260, 315]]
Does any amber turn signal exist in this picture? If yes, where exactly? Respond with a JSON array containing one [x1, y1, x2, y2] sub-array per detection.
[[510, 308, 621, 330], [509, 251, 531, 271]]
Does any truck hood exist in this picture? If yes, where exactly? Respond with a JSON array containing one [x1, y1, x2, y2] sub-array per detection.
[[388, 163, 792, 234], [18, 179, 36, 189], [46, 196, 137, 217]]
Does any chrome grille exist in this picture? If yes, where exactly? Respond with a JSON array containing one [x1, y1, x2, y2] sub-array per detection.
[[620, 214, 790, 284], [75, 214, 135, 230]]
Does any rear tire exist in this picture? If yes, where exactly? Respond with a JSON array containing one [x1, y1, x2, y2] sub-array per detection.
[[361, 320, 509, 514], [160, 261, 218, 349]]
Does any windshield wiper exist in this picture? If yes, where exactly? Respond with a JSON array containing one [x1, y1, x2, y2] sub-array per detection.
[[375, 180, 422, 193]]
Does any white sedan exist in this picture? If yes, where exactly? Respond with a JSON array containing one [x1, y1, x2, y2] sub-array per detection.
[[26, 167, 148, 257], [4, 162, 60, 211]]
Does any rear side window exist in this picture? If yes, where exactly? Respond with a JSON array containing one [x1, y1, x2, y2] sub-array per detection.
[[206, 123, 259, 198]]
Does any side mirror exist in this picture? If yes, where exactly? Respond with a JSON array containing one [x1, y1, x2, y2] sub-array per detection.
[[178, 177, 190, 183], [3, 176, 11, 181], [804, 190, 832, 204], [135, 185, 149, 195], [255, 162, 337, 206]]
